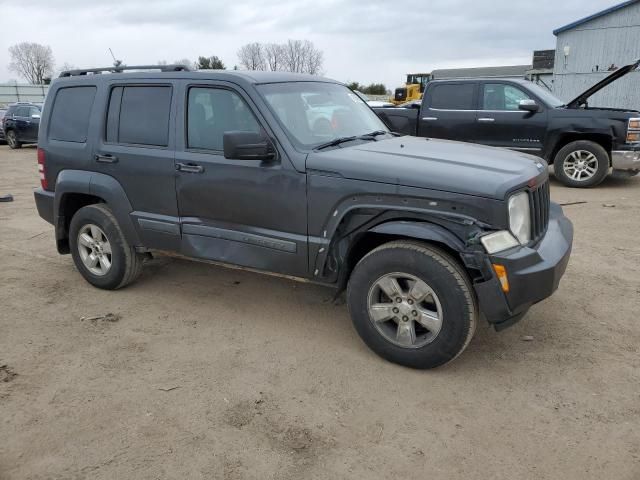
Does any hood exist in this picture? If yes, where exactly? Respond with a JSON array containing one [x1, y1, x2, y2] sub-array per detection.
[[566, 58, 640, 109], [306, 136, 546, 200]]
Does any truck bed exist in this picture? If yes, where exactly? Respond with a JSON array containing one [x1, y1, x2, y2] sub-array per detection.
[[373, 107, 419, 136]]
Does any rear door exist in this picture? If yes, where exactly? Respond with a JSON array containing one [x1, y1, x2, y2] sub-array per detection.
[[14, 106, 32, 141], [417, 82, 478, 141], [173, 80, 308, 277], [474, 82, 547, 154], [94, 81, 180, 251]]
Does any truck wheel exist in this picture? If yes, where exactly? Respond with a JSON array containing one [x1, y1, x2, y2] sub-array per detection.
[[347, 241, 477, 369], [554, 140, 609, 187], [6, 130, 21, 149], [69, 204, 143, 290]]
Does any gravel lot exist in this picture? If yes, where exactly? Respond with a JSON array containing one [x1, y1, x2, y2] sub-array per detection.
[[1, 145, 639, 479]]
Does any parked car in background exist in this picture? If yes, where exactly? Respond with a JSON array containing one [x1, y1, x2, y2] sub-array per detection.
[[354, 90, 394, 108], [373, 59, 640, 188], [0, 108, 7, 143], [2, 102, 42, 149], [34, 65, 573, 369]]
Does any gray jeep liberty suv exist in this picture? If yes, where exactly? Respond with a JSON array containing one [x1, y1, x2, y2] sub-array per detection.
[[34, 65, 574, 369]]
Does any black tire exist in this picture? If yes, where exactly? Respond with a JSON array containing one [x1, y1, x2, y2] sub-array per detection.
[[347, 241, 477, 369], [6, 130, 22, 149], [553, 140, 609, 188], [69, 204, 143, 290]]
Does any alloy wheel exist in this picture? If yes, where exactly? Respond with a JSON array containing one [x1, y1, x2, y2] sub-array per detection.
[[562, 150, 599, 181], [367, 272, 443, 348], [77, 224, 112, 276]]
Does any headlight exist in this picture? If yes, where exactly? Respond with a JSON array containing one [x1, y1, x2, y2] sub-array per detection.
[[508, 192, 531, 244], [480, 230, 520, 254]]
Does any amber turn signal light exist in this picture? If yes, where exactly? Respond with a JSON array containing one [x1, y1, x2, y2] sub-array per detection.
[[492, 264, 510, 293]]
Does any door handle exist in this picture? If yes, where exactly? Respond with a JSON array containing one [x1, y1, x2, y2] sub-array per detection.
[[422, 117, 438, 121], [95, 154, 119, 163], [477, 118, 495, 123], [176, 162, 204, 174]]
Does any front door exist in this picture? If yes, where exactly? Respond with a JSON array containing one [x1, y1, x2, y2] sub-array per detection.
[[473, 82, 547, 154], [25, 105, 41, 142], [174, 82, 308, 278]]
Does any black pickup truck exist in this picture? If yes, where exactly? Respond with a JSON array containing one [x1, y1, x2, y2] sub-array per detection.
[[374, 60, 640, 188]]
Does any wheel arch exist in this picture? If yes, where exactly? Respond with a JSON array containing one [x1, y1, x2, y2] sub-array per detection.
[[335, 220, 471, 295], [54, 170, 141, 254], [546, 132, 612, 165]]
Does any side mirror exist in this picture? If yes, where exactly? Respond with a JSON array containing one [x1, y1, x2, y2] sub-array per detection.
[[31, 114, 41, 119], [223, 131, 276, 161], [518, 99, 540, 113]]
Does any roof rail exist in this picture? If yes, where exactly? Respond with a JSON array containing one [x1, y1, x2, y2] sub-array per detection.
[[59, 64, 191, 78]]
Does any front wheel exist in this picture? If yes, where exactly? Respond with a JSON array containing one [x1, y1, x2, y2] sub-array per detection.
[[347, 241, 477, 369], [69, 204, 143, 290], [6, 130, 21, 149], [553, 140, 609, 187]]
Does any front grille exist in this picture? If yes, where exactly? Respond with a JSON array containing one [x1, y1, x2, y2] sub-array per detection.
[[530, 180, 550, 241]]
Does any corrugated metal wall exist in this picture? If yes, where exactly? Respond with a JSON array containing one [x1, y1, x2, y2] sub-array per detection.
[[0, 84, 49, 107], [553, 1, 640, 109]]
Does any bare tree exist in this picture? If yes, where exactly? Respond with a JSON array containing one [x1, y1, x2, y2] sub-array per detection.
[[303, 41, 324, 75], [282, 40, 323, 75], [8, 42, 55, 84], [264, 43, 285, 72], [237, 43, 266, 71], [57, 62, 77, 76]]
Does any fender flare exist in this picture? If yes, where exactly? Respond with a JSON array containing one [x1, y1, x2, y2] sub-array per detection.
[[368, 220, 466, 252], [54, 170, 141, 247]]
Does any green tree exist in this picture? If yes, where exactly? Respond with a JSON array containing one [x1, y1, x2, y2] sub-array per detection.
[[346, 81, 361, 91], [197, 55, 226, 70], [363, 83, 387, 95]]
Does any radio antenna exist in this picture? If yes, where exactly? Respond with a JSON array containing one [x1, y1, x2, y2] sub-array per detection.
[[108, 48, 123, 68]]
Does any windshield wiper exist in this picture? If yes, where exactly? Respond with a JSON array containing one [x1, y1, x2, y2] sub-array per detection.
[[358, 130, 389, 139], [314, 136, 358, 150]]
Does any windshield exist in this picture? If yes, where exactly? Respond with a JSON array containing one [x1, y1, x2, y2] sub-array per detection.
[[257, 82, 388, 149], [526, 83, 565, 108]]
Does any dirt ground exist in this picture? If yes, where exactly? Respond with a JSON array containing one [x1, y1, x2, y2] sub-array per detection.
[[1, 145, 639, 480]]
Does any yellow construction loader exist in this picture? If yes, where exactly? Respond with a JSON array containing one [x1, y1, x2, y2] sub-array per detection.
[[390, 73, 432, 105]]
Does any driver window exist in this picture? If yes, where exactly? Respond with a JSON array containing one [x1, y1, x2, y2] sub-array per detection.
[[482, 84, 531, 111], [187, 87, 261, 151]]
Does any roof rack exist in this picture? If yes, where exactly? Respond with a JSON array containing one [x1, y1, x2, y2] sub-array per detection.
[[59, 64, 191, 78]]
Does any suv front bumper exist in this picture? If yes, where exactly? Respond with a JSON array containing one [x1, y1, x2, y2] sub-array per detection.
[[473, 202, 573, 330]]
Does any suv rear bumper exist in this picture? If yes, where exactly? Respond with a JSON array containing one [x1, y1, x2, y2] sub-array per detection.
[[473, 202, 573, 330], [611, 147, 640, 171], [34, 188, 55, 225]]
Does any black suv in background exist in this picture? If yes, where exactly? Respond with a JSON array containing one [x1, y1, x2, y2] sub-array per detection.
[[0, 108, 7, 143], [2, 102, 42, 149], [374, 59, 640, 188], [34, 65, 573, 369]]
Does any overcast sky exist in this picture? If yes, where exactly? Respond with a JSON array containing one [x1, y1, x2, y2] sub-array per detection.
[[0, 0, 620, 88]]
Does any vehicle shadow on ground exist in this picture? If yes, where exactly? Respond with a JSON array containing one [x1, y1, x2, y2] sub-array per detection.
[[132, 253, 558, 374]]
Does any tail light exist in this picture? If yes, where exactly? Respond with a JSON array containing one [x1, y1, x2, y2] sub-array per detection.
[[37, 148, 48, 190]]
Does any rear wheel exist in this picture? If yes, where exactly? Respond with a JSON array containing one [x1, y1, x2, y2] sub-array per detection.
[[6, 130, 21, 149], [69, 204, 143, 290], [553, 140, 609, 187], [347, 241, 477, 369]]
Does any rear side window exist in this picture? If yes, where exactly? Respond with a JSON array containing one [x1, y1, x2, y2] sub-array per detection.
[[429, 83, 475, 110], [106, 86, 172, 146], [48, 86, 97, 143]]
